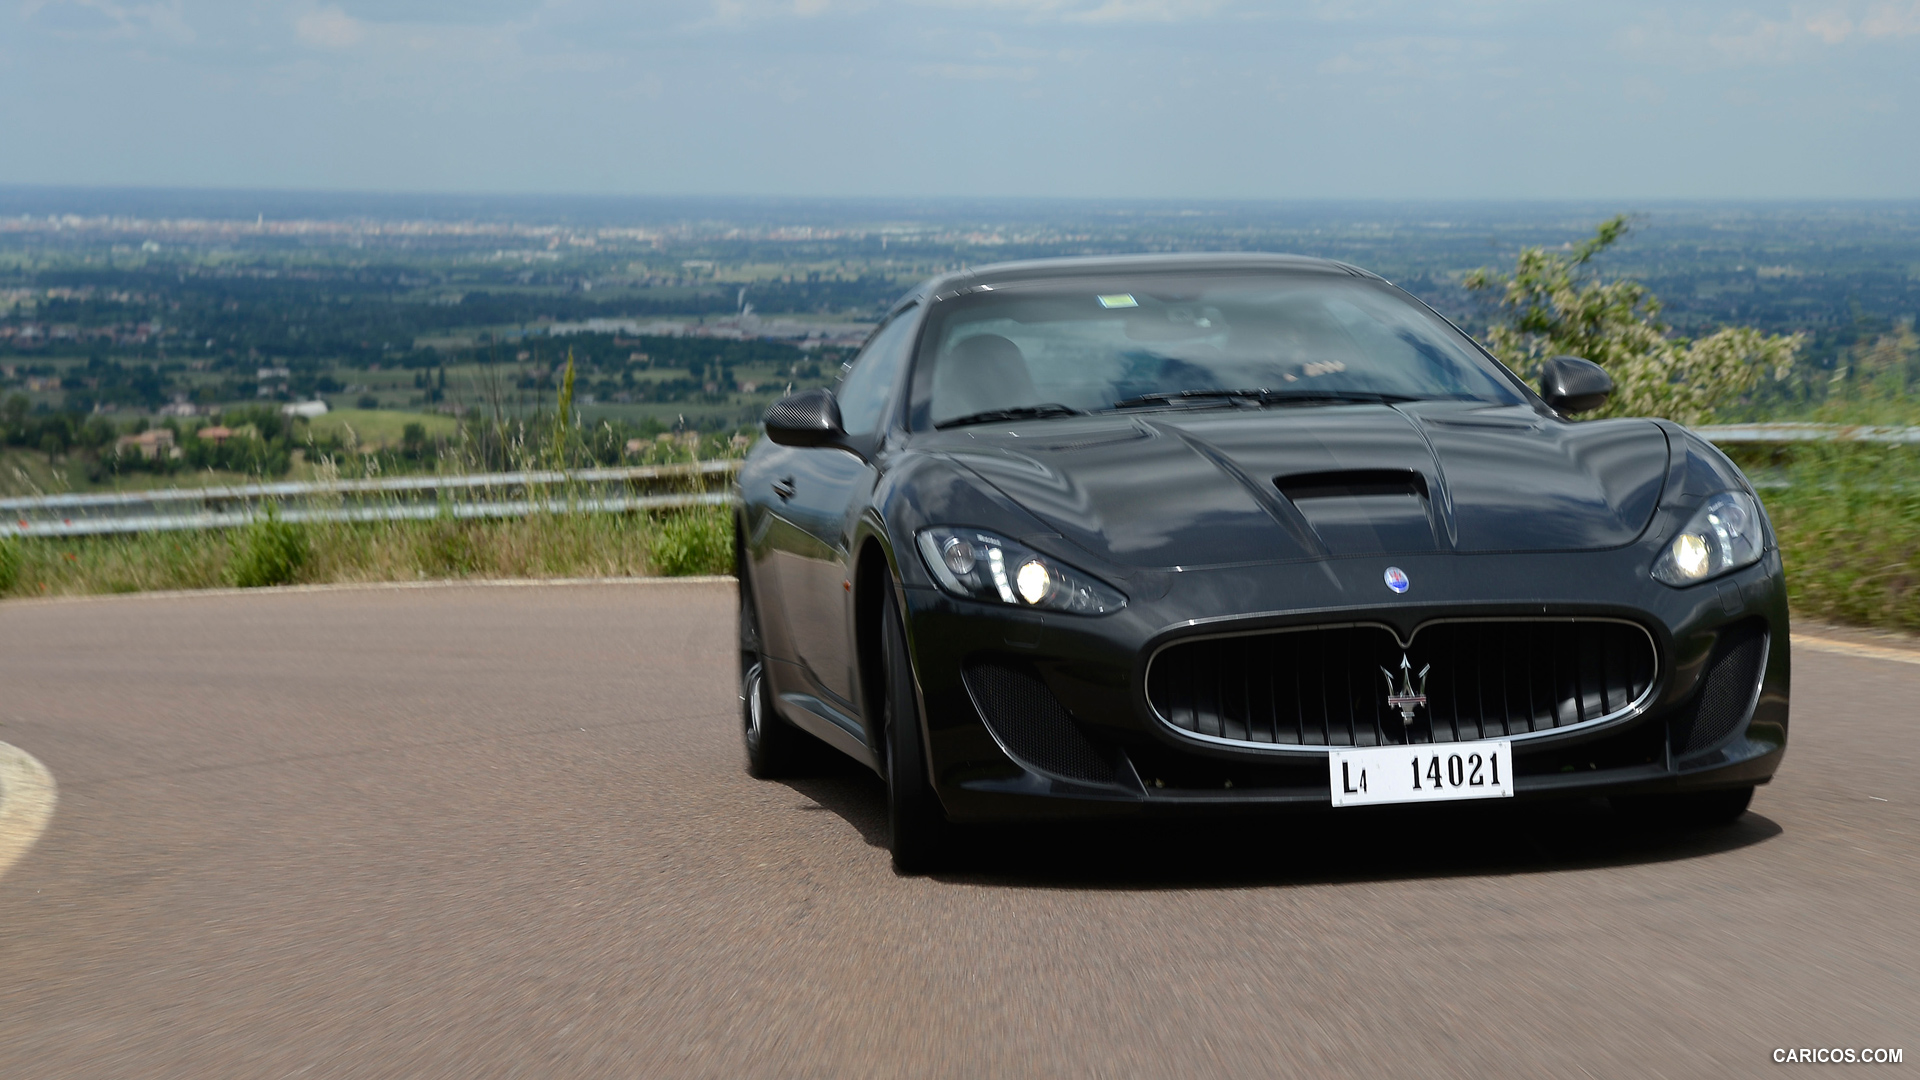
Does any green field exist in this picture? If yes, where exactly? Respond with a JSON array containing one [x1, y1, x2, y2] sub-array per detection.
[[0, 408, 470, 497], [305, 409, 460, 451], [0, 446, 287, 497]]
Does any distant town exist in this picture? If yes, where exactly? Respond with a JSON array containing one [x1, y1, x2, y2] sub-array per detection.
[[2, 191, 1917, 493]]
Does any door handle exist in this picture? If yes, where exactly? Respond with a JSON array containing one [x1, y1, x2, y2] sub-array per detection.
[[771, 477, 797, 501]]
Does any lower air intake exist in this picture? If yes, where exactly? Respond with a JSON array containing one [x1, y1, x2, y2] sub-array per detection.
[[1675, 620, 1768, 755], [962, 661, 1116, 784]]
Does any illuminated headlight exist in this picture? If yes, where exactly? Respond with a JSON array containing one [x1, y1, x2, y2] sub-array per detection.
[[916, 528, 1126, 615], [1651, 491, 1766, 586]]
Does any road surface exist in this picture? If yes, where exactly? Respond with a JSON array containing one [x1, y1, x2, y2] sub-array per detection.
[[0, 582, 1914, 1077]]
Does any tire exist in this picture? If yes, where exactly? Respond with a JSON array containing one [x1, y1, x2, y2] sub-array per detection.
[[1613, 785, 1754, 829], [740, 570, 807, 779], [880, 588, 949, 874]]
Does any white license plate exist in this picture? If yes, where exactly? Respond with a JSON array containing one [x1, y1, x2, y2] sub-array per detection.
[[1328, 741, 1515, 807]]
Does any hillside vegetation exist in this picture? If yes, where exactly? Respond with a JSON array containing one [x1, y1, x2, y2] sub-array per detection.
[[3, 216, 1917, 631]]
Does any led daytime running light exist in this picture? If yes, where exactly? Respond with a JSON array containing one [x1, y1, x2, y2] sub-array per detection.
[[987, 546, 1015, 604], [915, 527, 1126, 616]]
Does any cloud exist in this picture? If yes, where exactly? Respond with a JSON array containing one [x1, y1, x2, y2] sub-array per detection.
[[1778, 1, 1920, 44], [1801, 8, 1855, 42], [329, 0, 545, 23], [1063, 0, 1230, 21], [691, 0, 1229, 30], [22, 0, 194, 44], [7, 0, 1919, 199], [1704, 14, 1802, 62], [703, 0, 866, 23], [1854, 1, 1920, 36], [289, 3, 537, 60], [1622, 2, 1920, 68], [296, 6, 368, 48]]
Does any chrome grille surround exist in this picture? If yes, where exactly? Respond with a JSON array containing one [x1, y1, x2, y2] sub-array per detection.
[[1143, 617, 1661, 753]]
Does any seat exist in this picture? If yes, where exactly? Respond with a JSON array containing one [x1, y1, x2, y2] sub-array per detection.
[[933, 334, 1038, 423]]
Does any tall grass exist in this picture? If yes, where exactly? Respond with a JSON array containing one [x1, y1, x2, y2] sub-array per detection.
[[0, 504, 733, 599], [0, 407, 740, 599], [1764, 442, 1920, 632], [1722, 370, 1920, 632]]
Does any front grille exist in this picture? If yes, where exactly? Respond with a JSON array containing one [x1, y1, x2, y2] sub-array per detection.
[[963, 660, 1117, 783], [1146, 620, 1657, 749]]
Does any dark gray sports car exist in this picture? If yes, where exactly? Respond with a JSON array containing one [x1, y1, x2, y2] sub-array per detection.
[[734, 254, 1787, 872]]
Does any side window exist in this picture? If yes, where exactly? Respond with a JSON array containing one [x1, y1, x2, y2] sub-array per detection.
[[835, 306, 919, 437]]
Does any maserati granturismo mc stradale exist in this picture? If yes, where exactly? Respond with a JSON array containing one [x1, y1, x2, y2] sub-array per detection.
[[733, 254, 1788, 872]]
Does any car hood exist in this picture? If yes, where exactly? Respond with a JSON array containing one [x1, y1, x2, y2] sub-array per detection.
[[924, 402, 1670, 570]]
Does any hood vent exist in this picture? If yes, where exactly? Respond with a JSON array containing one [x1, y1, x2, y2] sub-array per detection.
[[1276, 469, 1436, 554]]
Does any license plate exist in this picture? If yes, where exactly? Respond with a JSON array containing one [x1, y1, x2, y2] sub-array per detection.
[[1328, 741, 1515, 807]]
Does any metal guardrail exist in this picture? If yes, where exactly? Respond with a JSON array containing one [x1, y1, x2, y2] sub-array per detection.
[[1, 461, 741, 538], [1695, 423, 1920, 445], [3, 422, 1914, 538]]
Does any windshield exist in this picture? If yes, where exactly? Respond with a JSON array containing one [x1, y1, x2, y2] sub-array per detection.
[[910, 272, 1527, 429]]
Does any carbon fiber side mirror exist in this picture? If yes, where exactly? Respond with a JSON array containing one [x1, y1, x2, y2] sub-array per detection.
[[1540, 356, 1614, 415], [764, 388, 845, 447]]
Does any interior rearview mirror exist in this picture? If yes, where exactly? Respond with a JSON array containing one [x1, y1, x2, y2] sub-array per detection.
[[1539, 356, 1613, 415], [764, 388, 845, 447]]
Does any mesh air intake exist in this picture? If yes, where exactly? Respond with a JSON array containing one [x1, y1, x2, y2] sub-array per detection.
[[963, 661, 1116, 784], [1676, 620, 1768, 756]]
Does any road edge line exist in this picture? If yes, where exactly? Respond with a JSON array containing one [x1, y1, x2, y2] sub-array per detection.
[[0, 741, 56, 882], [1796, 635, 1920, 667]]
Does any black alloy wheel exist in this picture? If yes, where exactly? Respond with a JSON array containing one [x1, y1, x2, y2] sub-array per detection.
[[1613, 785, 1755, 829], [740, 570, 807, 778], [880, 587, 949, 874]]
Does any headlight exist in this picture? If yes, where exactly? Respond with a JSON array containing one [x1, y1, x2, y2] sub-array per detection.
[[1651, 491, 1765, 586], [915, 527, 1127, 615]]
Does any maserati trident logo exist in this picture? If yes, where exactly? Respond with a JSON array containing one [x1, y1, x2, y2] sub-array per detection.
[[1381, 654, 1431, 725], [1383, 566, 1410, 594]]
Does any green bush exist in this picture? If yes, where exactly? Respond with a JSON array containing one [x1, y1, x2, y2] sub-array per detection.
[[228, 506, 310, 588], [418, 515, 479, 577], [0, 536, 20, 594], [649, 507, 730, 576], [1466, 216, 1798, 426]]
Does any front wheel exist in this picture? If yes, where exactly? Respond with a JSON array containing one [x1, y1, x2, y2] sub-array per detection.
[[741, 572, 808, 779], [880, 588, 949, 874]]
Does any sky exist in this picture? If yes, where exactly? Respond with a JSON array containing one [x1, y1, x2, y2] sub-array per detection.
[[3, 0, 1917, 201]]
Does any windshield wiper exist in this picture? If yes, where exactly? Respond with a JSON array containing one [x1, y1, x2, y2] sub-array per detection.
[[1108, 389, 1273, 410], [1108, 388, 1419, 411], [936, 403, 1087, 429], [1256, 390, 1420, 406]]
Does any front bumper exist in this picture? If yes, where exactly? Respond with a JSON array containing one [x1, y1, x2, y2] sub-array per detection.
[[904, 544, 1790, 822]]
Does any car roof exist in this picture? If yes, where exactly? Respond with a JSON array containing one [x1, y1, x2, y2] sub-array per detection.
[[915, 252, 1376, 302]]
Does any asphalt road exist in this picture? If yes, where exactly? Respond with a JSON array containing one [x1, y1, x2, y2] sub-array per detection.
[[0, 582, 1915, 1078]]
